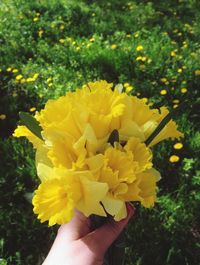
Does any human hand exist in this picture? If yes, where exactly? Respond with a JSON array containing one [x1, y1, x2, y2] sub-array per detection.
[[42, 204, 134, 265]]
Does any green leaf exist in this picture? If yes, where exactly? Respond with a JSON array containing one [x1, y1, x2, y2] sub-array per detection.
[[108, 129, 119, 146], [19, 112, 43, 140]]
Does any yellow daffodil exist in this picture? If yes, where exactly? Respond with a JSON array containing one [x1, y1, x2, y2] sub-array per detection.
[[13, 80, 183, 225], [169, 155, 180, 163], [173, 142, 183, 149]]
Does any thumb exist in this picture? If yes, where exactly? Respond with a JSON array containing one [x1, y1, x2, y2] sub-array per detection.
[[83, 203, 134, 254]]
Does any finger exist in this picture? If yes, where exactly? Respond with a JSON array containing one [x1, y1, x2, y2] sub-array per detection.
[[82, 203, 134, 254], [57, 209, 91, 242]]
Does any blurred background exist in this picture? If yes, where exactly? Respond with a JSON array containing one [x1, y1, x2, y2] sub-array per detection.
[[0, 0, 200, 264]]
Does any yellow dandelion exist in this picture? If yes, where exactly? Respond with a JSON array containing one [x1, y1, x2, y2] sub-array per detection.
[[136, 56, 142, 61], [59, 39, 65, 44], [160, 89, 167, 95], [33, 17, 39, 22], [7, 67, 12, 72], [160, 78, 167, 83], [16, 74, 23, 81], [136, 45, 144, 51], [173, 143, 183, 149], [38, 30, 44, 37], [89, 38, 95, 42], [172, 99, 180, 104], [46, 77, 52, 83], [20, 78, 26, 84], [170, 51, 176, 57], [60, 25, 65, 30], [33, 73, 39, 80], [169, 155, 180, 163], [195, 70, 200, 76], [178, 68, 183, 73], [12, 69, 18, 73], [26, 77, 35, 82], [181, 88, 187, 93], [111, 44, 117, 49], [0, 114, 6, 120], [30, 107, 36, 112]]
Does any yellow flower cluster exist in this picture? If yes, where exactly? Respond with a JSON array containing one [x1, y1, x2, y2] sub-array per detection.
[[13, 81, 183, 226]]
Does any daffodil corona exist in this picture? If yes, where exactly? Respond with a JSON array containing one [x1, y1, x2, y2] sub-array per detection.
[[13, 80, 183, 226]]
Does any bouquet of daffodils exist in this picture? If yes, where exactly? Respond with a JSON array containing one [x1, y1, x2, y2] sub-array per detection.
[[13, 80, 183, 264]]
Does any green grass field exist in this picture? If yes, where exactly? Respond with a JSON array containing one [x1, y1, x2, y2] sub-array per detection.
[[0, 0, 200, 264]]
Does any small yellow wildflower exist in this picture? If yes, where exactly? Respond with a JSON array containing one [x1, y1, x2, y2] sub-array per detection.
[[16, 74, 23, 81], [124, 83, 130, 88], [59, 39, 65, 44], [172, 99, 180, 104], [48, 83, 53, 87], [7, 67, 12, 72], [169, 155, 180, 163], [136, 45, 144, 51], [92, 13, 96, 17], [12, 92, 17, 97], [0, 68, 2, 73], [60, 25, 65, 30], [160, 78, 167, 83], [33, 73, 39, 80], [177, 32, 182, 36], [86, 43, 92, 48], [33, 17, 39, 22], [26, 77, 35, 82], [134, 33, 139, 38], [30, 107, 36, 112], [0, 114, 6, 120], [173, 104, 179, 109], [12, 69, 18, 73], [20, 78, 26, 84], [136, 56, 142, 61], [46, 77, 52, 83], [126, 34, 131, 38], [195, 70, 200, 76], [181, 88, 187, 93], [173, 143, 183, 150], [111, 44, 117, 49], [182, 66, 187, 70], [76, 47, 80, 51], [178, 68, 183, 73], [89, 38, 95, 42], [160, 89, 167, 95], [38, 30, 44, 37], [170, 51, 176, 57]]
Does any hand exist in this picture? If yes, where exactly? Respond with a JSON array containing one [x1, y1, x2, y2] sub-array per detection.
[[42, 204, 134, 265]]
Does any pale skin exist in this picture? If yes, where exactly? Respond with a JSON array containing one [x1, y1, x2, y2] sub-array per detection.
[[42, 204, 134, 265]]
